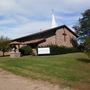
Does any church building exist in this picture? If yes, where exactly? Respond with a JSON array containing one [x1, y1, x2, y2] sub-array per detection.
[[10, 13, 77, 51]]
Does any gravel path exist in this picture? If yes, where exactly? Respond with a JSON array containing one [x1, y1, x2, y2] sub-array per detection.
[[0, 69, 72, 90]]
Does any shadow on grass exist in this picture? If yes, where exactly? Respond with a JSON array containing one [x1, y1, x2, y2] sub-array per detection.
[[77, 58, 90, 63]]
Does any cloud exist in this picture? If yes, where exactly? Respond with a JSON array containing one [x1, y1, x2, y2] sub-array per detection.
[[0, 18, 16, 26], [0, 0, 17, 12], [0, 0, 90, 39], [0, 20, 51, 39]]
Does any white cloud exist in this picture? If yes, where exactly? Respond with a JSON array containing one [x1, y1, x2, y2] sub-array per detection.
[[0, 0, 90, 14], [0, 0, 90, 39], [0, 0, 17, 12], [0, 20, 50, 39], [0, 18, 16, 25]]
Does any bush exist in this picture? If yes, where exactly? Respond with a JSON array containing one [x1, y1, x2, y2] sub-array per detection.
[[19, 45, 32, 56], [50, 45, 80, 55], [85, 49, 90, 58], [77, 44, 85, 52], [84, 36, 90, 58], [38, 45, 80, 55]]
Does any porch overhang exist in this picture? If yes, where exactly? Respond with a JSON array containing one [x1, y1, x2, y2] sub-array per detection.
[[25, 38, 46, 45]]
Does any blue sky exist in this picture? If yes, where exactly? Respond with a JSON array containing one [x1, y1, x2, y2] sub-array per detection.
[[0, 0, 90, 39]]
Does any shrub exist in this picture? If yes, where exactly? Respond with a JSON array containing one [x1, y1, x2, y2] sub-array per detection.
[[77, 44, 85, 52], [84, 36, 90, 58], [85, 49, 90, 58], [50, 45, 80, 55], [19, 45, 32, 56], [38, 45, 80, 55]]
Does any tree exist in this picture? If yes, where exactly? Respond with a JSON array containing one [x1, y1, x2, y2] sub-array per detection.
[[85, 36, 90, 58], [74, 9, 90, 43], [0, 36, 10, 56]]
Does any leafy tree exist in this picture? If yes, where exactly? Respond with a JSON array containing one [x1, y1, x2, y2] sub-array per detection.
[[74, 9, 90, 43], [0, 36, 10, 56], [85, 36, 90, 58], [79, 9, 90, 35]]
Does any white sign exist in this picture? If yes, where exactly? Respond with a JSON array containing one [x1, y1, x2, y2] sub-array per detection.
[[38, 47, 50, 55]]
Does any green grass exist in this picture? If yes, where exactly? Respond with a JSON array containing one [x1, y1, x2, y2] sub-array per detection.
[[0, 53, 90, 89]]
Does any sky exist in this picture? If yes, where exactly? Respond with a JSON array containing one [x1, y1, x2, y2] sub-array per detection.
[[0, 0, 90, 39]]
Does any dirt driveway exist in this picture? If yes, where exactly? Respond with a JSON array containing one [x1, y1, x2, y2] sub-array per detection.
[[0, 69, 72, 90]]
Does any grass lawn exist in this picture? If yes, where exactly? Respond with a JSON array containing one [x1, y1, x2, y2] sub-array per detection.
[[0, 53, 90, 89]]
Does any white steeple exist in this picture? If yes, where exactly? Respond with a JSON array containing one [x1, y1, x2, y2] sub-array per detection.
[[51, 10, 58, 28]]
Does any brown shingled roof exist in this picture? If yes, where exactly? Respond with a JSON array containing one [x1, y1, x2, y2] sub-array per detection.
[[11, 25, 77, 41]]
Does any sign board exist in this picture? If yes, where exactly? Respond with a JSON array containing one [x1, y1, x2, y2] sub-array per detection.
[[38, 47, 50, 55]]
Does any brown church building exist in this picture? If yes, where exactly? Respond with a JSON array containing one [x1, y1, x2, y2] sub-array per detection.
[[10, 25, 77, 50]]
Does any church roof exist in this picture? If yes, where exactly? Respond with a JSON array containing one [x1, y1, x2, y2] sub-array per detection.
[[10, 41, 21, 45], [24, 38, 45, 44], [12, 25, 77, 41]]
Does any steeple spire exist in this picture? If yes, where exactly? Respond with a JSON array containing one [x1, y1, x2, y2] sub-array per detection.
[[51, 10, 58, 28]]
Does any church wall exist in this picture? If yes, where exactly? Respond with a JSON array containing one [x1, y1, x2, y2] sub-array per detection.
[[38, 35, 56, 46], [31, 27, 76, 47], [55, 28, 76, 47]]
